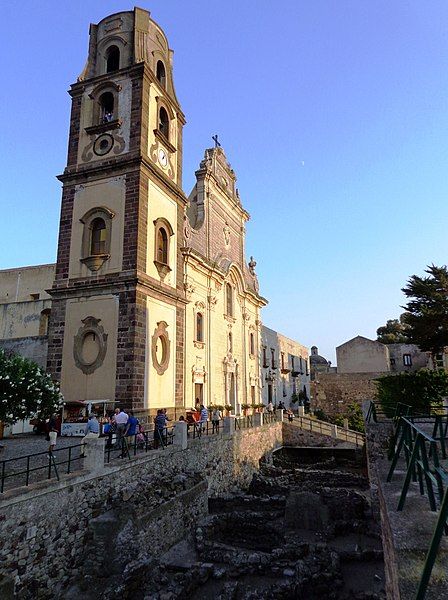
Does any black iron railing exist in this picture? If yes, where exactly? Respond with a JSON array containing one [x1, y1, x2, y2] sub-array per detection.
[[187, 420, 221, 438], [0, 443, 84, 493], [263, 412, 276, 424], [104, 427, 174, 463], [235, 415, 254, 430]]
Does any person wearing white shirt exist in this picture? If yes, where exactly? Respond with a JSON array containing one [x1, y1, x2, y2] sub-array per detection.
[[113, 408, 129, 450]]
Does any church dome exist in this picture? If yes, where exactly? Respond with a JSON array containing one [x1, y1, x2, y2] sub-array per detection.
[[310, 346, 329, 366]]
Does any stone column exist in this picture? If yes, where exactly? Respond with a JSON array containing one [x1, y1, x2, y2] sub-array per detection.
[[84, 437, 105, 474], [276, 409, 284, 422], [223, 416, 235, 435], [253, 413, 262, 427], [173, 420, 188, 450], [298, 406, 305, 417], [343, 418, 349, 430], [331, 424, 338, 439]]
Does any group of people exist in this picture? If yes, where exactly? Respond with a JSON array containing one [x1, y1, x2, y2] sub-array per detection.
[[190, 402, 223, 434]]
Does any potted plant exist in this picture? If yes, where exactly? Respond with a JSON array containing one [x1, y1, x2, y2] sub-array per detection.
[[241, 403, 251, 416]]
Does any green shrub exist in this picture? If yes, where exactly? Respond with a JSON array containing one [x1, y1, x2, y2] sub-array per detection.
[[0, 349, 64, 424], [376, 369, 448, 417]]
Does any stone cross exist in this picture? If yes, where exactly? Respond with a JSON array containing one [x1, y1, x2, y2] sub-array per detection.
[[212, 134, 221, 148]]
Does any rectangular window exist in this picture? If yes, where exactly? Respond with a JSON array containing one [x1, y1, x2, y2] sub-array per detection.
[[281, 352, 285, 370], [403, 354, 412, 367], [262, 347, 268, 368], [271, 349, 276, 369], [390, 358, 396, 366], [251, 385, 256, 405], [291, 356, 295, 370]]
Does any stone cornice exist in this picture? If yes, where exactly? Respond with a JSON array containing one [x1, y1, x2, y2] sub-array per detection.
[[57, 153, 188, 207], [47, 271, 188, 306]]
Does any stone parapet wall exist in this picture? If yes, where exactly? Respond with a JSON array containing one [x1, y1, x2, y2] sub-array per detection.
[[312, 372, 381, 416], [0, 422, 282, 598]]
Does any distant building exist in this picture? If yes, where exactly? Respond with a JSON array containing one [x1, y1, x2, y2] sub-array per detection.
[[309, 346, 334, 380], [312, 336, 432, 417], [0, 265, 54, 367], [260, 326, 310, 408], [388, 343, 430, 373], [336, 335, 430, 374]]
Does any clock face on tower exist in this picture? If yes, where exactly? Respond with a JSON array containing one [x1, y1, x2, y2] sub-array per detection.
[[158, 148, 168, 168]]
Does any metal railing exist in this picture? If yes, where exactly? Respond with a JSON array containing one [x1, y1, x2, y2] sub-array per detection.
[[263, 412, 276, 424], [104, 427, 174, 463], [235, 415, 254, 430], [366, 400, 414, 423], [290, 415, 365, 447], [187, 420, 221, 439], [0, 443, 84, 493], [387, 415, 448, 598]]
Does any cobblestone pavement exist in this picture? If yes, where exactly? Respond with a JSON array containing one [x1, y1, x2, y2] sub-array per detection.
[[0, 434, 83, 493]]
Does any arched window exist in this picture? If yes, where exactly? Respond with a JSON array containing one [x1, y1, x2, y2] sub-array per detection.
[[153, 217, 174, 280], [159, 107, 169, 139], [99, 92, 115, 123], [249, 332, 255, 355], [156, 61, 166, 87], [90, 218, 107, 255], [196, 312, 203, 342], [226, 283, 233, 317], [156, 227, 168, 264], [106, 46, 120, 73]]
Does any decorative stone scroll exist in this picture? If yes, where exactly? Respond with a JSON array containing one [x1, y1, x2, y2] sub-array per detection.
[[73, 317, 108, 375], [151, 321, 170, 375]]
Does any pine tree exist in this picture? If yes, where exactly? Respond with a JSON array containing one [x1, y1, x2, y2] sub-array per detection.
[[402, 264, 448, 357]]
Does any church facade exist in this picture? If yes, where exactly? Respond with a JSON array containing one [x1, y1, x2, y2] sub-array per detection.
[[42, 7, 267, 416]]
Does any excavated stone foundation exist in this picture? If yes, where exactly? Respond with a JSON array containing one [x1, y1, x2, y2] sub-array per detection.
[[67, 446, 385, 599]]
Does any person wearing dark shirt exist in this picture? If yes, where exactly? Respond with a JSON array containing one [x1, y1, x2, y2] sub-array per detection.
[[154, 409, 167, 448], [126, 411, 139, 437]]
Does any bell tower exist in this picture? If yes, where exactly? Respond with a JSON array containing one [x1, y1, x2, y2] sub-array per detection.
[[47, 8, 187, 413]]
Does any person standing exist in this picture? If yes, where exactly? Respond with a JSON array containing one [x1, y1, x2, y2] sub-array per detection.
[[267, 401, 274, 414], [126, 411, 139, 438], [199, 404, 208, 434], [48, 413, 59, 454], [154, 409, 167, 448], [113, 408, 129, 450], [211, 407, 222, 434], [81, 413, 100, 455]]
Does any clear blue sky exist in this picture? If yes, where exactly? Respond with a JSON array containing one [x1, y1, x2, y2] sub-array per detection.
[[2, 1, 448, 363]]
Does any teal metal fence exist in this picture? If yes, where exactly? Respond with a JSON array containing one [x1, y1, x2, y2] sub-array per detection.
[[387, 414, 448, 599]]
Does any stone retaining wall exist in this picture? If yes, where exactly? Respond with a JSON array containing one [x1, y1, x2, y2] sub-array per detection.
[[312, 372, 380, 415], [0, 422, 282, 598]]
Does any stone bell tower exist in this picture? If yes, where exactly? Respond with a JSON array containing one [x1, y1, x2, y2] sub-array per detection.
[[47, 8, 187, 412]]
